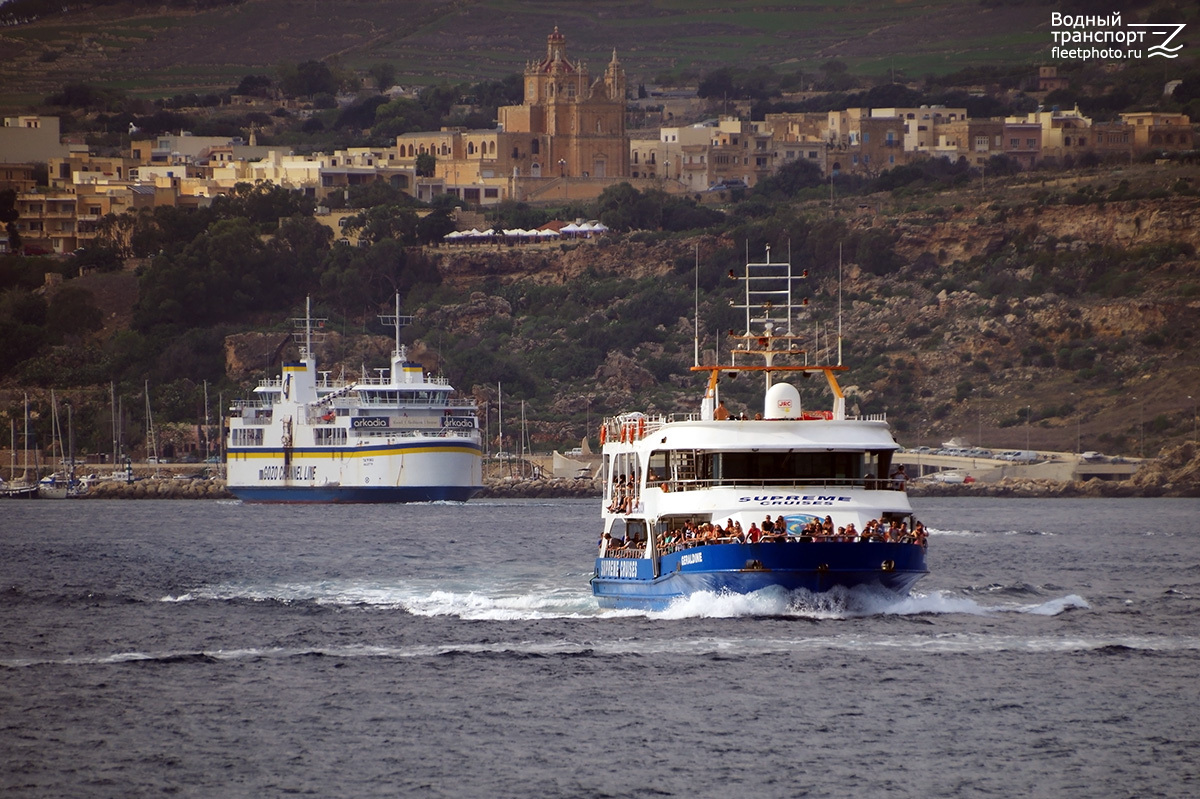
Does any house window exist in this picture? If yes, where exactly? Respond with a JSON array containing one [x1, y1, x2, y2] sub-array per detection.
[[531, 139, 539, 155]]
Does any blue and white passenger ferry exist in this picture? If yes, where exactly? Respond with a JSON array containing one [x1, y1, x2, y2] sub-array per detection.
[[592, 248, 927, 609], [225, 297, 482, 503]]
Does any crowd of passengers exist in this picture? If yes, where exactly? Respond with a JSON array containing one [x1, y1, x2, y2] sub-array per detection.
[[601, 515, 928, 557]]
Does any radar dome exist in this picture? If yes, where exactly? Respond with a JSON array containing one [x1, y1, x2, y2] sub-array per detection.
[[764, 383, 802, 419]]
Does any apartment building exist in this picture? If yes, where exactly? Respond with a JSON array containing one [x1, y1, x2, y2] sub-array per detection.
[[1120, 112, 1193, 151], [0, 116, 67, 163]]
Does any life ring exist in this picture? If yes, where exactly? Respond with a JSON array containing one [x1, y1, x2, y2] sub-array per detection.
[[637, 417, 645, 439], [599, 425, 607, 444]]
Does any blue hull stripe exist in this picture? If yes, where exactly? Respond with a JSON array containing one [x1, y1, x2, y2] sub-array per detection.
[[226, 440, 481, 457], [229, 484, 483, 504]]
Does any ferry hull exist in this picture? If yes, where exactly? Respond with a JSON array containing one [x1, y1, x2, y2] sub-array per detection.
[[226, 443, 482, 504], [228, 483, 482, 504], [592, 541, 927, 610]]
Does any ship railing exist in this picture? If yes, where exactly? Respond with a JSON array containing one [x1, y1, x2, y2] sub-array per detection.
[[601, 546, 646, 559], [350, 428, 480, 440], [601, 413, 697, 443], [655, 477, 905, 492], [356, 374, 453, 387], [601, 412, 887, 443]]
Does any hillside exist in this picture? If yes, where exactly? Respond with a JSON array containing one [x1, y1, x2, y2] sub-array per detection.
[[0, 0, 1055, 111], [406, 160, 1200, 459], [3, 160, 1200, 470]]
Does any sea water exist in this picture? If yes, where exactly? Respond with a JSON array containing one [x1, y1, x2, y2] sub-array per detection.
[[1, 497, 1197, 798]]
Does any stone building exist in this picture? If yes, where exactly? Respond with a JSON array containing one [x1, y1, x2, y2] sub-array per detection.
[[396, 27, 630, 205], [498, 26, 629, 180]]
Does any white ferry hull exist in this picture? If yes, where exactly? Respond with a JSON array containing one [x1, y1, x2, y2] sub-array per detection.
[[226, 439, 482, 504]]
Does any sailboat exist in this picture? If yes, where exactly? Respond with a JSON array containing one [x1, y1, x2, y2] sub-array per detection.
[[2, 396, 38, 499], [37, 391, 84, 498]]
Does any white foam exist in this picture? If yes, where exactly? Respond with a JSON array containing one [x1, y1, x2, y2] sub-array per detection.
[[163, 579, 1092, 622]]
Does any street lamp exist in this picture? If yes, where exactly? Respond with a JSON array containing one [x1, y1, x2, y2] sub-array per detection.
[[559, 158, 566, 202], [1070, 391, 1080, 454], [1025, 404, 1031, 452]]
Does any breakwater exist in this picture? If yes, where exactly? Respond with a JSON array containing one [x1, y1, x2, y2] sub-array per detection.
[[78, 476, 599, 500]]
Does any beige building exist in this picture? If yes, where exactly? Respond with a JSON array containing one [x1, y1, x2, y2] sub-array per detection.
[[1120, 112, 1193, 152], [0, 116, 67, 163], [396, 28, 630, 205]]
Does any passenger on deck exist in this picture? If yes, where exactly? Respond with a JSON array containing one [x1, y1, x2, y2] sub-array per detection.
[[890, 465, 908, 489], [845, 522, 858, 542], [761, 516, 774, 535], [714, 400, 731, 420], [606, 475, 625, 512], [748, 523, 761, 543]]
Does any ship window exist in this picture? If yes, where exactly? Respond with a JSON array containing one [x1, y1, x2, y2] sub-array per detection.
[[714, 451, 862, 484], [314, 427, 347, 446], [623, 519, 647, 543], [232, 428, 264, 446]]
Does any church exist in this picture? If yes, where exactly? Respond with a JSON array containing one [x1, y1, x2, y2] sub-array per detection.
[[396, 28, 629, 205]]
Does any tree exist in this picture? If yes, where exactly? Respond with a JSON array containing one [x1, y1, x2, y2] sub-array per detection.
[[368, 63, 397, 92], [0, 189, 18, 252], [46, 286, 103, 340], [416, 209, 456, 245], [279, 60, 338, 98], [415, 152, 436, 178], [753, 160, 823, 198]]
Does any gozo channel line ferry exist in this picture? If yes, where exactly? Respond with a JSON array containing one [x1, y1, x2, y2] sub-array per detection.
[[225, 297, 482, 503], [592, 247, 927, 609]]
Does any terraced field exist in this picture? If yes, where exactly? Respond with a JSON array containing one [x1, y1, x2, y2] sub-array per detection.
[[0, 0, 1053, 111]]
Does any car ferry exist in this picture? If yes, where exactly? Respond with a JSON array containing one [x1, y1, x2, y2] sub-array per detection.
[[225, 297, 482, 503], [592, 247, 927, 609]]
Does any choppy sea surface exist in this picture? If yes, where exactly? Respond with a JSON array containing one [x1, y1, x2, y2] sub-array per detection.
[[1, 497, 1198, 798]]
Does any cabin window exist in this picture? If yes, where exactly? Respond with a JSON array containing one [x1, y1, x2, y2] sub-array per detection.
[[623, 519, 647, 544], [231, 428, 264, 446], [712, 451, 863, 484], [314, 427, 347, 446]]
